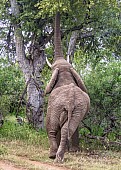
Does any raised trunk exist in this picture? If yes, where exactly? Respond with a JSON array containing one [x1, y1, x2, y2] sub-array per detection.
[[54, 12, 64, 61], [10, 0, 44, 129]]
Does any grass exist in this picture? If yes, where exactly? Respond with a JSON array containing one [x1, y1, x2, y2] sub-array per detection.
[[0, 116, 121, 170], [0, 118, 49, 148]]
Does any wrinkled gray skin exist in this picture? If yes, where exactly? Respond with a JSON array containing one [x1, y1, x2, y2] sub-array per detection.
[[45, 58, 90, 162]]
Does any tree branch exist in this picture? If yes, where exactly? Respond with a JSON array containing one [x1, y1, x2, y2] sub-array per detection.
[[43, 20, 95, 45], [84, 134, 121, 147], [16, 76, 31, 117], [67, 30, 79, 63], [63, 20, 94, 36], [78, 31, 94, 40]]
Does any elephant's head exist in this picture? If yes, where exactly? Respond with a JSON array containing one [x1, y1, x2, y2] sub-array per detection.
[[52, 58, 72, 71]]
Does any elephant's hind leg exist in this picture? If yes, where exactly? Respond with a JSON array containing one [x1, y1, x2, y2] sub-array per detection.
[[48, 130, 59, 159], [69, 105, 87, 139], [55, 121, 68, 162], [46, 112, 59, 159], [70, 127, 80, 152]]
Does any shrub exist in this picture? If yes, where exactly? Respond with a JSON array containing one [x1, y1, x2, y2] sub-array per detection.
[[0, 59, 25, 116], [82, 60, 121, 142]]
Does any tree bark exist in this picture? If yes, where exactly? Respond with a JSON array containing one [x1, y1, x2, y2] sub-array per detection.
[[10, 0, 45, 129], [67, 31, 79, 63], [0, 112, 4, 127], [26, 46, 45, 129]]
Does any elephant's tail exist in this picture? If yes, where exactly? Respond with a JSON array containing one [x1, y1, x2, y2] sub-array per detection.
[[67, 83, 75, 142]]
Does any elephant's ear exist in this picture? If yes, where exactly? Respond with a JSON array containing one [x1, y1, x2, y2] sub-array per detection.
[[45, 68, 59, 94], [70, 68, 87, 93]]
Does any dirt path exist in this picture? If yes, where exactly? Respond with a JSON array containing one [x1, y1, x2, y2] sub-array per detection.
[[0, 161, 25, 170], [24, 159, 69, 170], [0, 158, 69, 170]]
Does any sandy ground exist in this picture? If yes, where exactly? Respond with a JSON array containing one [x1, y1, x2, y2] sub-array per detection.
[[0, 161, 25, 170], [0, 158, 69, 170]]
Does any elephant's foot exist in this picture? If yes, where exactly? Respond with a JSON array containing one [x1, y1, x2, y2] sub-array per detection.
[[49, 139, 58, 159], [49, 146, 58, 159], [49, 148, 58, 159], [54, 149, 64, 163], [49, 153, 56, 159]]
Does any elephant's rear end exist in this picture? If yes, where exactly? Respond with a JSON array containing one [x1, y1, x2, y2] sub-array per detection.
[[48, 83, 90, 125]]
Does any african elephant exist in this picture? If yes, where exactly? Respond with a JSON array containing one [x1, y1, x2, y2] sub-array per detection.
[[45, 58, 90, 162]]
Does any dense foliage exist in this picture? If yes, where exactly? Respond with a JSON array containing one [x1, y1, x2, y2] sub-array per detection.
[[0, 58, 25, 116], [83, 60, 121, 140]]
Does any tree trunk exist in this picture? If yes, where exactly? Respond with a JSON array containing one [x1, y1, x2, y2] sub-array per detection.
[[67, 31, 79, 63], [26, 46, 45, 129], [10, 0, 45, 129], [0, 112, 4, 127]]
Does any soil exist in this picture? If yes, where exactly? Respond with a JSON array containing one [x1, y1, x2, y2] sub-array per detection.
[[0, 161, 24, 170], [0, 157, 69, 170]]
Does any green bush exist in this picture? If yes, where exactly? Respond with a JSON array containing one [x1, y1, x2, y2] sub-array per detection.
[[81, 60, 121, 142], [0, 59, 25, 115]]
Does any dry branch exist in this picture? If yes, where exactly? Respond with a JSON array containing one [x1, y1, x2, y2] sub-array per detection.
[[84, 134, 121, 147]]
